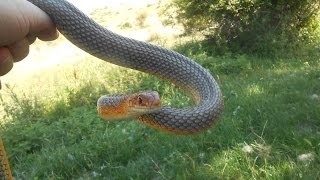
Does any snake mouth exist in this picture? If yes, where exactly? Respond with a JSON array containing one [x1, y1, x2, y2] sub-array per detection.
[[129, 106, 161, 113]]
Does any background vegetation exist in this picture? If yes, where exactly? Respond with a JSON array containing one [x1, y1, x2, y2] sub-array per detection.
[[163, 0, 320, 57], [0, 0, 319, 179]]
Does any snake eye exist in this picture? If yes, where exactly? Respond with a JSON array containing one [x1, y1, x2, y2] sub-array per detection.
[[138, 96, 143, 105]]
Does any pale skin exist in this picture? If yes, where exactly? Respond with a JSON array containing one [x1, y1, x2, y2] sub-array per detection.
[[0, 0, 58, 76]]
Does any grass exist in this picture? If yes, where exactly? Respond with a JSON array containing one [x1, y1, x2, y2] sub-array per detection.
[[0, 43, 319, 179], [1, 3, 320, 180]]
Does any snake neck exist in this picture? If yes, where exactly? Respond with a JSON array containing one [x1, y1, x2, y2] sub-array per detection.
[[97, 95, 130, 120]]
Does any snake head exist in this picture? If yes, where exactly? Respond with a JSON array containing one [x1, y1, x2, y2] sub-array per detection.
[[97, 91, 161, 120], [127, 91, 161, 115]]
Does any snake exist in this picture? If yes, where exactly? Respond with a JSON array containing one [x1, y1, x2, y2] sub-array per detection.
[[1, 0, 224, 178], [1, 1, 224, 177], [25, 0, 224, 135]]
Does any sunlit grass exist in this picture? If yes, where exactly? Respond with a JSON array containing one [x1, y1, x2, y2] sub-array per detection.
[[246, 84, 264, 96]]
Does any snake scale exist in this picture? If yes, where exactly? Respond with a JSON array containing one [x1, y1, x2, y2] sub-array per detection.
[[26, 0, 224, 134]]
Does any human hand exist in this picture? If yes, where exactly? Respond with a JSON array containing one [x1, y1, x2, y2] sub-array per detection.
[[0, 0, 59, 76]]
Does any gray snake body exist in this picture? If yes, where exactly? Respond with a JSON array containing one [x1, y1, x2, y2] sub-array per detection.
[[27, 0, 223, 134]]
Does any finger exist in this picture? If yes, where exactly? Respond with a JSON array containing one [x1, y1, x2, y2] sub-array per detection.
[[0, 47, 14, 76], [7, 38, 29, 62], [37, 27, 59, 41], [27, 34, 37, 45]]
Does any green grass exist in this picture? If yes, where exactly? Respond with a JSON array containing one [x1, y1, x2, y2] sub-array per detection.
[[0, 41, 319, 179]]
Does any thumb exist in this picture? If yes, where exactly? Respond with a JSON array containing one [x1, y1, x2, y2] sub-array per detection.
[[25, 0, 59, 41]]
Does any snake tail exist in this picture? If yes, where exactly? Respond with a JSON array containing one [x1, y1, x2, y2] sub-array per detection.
[[0, 138, 13, 180]]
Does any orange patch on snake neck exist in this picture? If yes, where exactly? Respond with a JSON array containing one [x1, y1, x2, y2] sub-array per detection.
[[97, 100, 129, 120]]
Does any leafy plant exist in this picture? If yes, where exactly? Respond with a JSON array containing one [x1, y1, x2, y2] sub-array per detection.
[[163, 0, 320, 57]]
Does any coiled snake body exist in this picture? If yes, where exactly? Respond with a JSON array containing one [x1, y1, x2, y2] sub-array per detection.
[[29, 0, 224, 134], [23, 0, 224, 134]]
